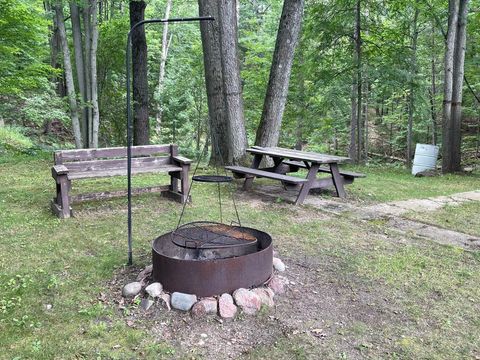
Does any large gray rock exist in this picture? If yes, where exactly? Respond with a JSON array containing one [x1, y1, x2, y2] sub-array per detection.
[[171, 292, 197, 311], [219, 293, 237, 318], [122, 282, 142, 298], [233, 288, 261, 315], [145, 282, 163, 298]]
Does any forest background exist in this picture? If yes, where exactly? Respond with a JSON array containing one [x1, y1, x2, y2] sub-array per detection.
[[1, 0, 479, 172]]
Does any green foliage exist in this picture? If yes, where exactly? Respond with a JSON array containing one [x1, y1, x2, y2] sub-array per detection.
[[0, 126, 34, 154], [0, 0, 53, 96]]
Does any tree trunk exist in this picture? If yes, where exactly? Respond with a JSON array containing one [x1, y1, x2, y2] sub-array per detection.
[[407, 6, 419, 168], [55, 2, 82, 148], [349, 1, 361, 163], [355, 0, 362, 163], [129, 0, 149, 145], [218, 0, 248, 164], [449, 0, 469, 171], [198, 0, 229, 165], [90, 0, 100, 148], [155, 0, 172, 138], [83, 4, 93, 146], [70, 2, 88, 147], [349, 81, 357, 161], [442, 0, 469, 173], [430, 21, 438, 145], [254, 0, 305, 148], [295, 48, 305, 150]]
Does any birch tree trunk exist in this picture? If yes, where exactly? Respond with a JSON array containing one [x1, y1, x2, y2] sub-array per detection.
[[198, 0, 229, 164], [70, 2, 88, 147], [55, 2, 82, 148], [218, 0, 248, 164], [90, 0, 100, 148], [254, 0, 305, 148], [407, 6, 419, 168], [155, 0, 172, 138], [130, 0, 150, 145]]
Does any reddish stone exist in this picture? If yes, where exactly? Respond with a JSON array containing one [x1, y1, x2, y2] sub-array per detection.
[[252, 287, 275, 307], [267, 275, 288, 295], [233, 288, 261, 315], [191, 298, 218, 317], [219, 293, 237, 318]]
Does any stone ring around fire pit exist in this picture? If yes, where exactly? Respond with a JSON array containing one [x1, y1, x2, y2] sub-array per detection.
[[152, 222, 273, 297]]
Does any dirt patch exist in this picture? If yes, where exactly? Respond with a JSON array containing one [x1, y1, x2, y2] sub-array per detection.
[[104, 251, 412, 359]]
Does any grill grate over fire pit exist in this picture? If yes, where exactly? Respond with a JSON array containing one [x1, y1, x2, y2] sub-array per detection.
[[152, 223, 273, 297]]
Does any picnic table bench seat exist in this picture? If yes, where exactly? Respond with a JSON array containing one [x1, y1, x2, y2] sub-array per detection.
[[282, 160, 366, 180], [224, 165, 308, 187], [51, 144, 191, 219]]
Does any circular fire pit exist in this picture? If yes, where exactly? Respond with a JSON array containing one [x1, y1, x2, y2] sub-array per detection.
[[152, 222, 273, 297]]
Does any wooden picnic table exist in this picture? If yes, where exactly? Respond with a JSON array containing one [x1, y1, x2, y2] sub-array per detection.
[[225, 146, 364, 205]]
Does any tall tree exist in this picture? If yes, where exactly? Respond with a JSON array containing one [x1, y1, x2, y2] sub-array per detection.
[[54, 2, 83, 148], [348, 0, 362, 163], [129, 0, 149, 145], [406, 5, 419, 168], [442, 0, 470, 173], [90, 0, 100, 147], [70, 2, 88, 145], [198, 0, 247, 164], [154, 0, 172, 138], [255, 0, 305, 148], [218, 0, 248, 163]]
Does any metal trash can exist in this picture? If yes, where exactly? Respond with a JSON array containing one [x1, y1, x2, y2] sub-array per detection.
[[412, 143, 439, 175]]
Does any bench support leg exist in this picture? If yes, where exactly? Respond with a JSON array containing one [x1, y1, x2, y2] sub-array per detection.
[[52, 174, 72, 218], [243, 154, 262, 190], [180, 164, 190, 203], [295, 163, 320, 205], [330, 163, 347, 198]]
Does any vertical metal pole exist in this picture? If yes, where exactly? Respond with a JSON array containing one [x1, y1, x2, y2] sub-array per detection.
[[126, 32, 133, 266]]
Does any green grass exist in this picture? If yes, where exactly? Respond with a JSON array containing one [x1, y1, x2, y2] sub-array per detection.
[[1, 153, 479, 359], [404, 202, 480, 236], [345, 164, 479, 202]]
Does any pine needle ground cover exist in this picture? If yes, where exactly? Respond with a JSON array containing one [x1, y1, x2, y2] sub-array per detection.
[[0, 154, 479, 359]]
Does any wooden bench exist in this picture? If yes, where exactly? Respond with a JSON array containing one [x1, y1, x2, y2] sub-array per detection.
[[224, 165, 308, 189], [51, 144, 191, 218], [282, 160, 365, 182]]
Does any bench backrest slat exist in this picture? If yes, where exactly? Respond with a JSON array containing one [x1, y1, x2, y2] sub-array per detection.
[[63, 156, 172, 172], [54, 144, 176, 164]]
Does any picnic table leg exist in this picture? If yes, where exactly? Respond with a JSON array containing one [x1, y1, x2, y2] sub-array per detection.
[[295, 163, 320, 205], [330, 163, 347, 198], [243, 154, 263, 190]]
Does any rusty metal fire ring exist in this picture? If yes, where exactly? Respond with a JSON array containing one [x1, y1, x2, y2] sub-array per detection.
[[152, 225, 273, 297]]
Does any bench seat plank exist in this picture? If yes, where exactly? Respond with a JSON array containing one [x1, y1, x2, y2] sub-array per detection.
[[283, 160, 365, 178], [225, 165, 308, 184]]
